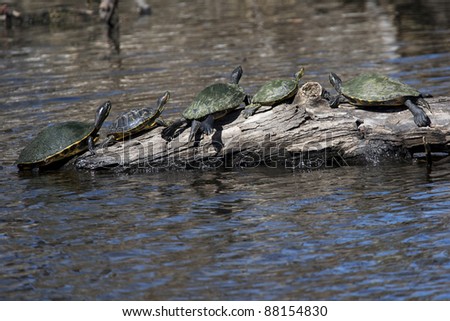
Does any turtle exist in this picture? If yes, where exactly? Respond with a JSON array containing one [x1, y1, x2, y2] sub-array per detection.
[[16, 101, 111, 170], [242, 67, 305, 118], [103, 91, 170, 146], [161, 66, 247, 142], [324, 72, 431, 127]]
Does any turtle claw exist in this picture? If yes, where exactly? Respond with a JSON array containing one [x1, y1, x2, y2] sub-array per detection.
[[200, 115, 214, 136], [242, 108, 255, 118], [321, 89, 333, 101], [329, 95, 342, 108], [405, 99, 431, 127], [414, 113, 431, 128], [161, 118, 186, 141], [188, 120, 202, 142], [242, 103, 261, 118], [321, 88, 342, 108]]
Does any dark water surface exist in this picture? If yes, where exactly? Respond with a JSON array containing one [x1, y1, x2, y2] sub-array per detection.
[[1, 0, 450, 300]]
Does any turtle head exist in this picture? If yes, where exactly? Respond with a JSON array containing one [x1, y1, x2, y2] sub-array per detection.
[[94, 101, 112, 132], [158, 91, 170, 105], [294, 67, 305, 81], [230, 66, 243, 84], [156, 91, 170, 110], [329, 72, 343, 93]]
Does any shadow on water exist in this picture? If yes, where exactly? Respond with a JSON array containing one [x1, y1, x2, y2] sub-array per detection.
[[0, 0, 450, 300]]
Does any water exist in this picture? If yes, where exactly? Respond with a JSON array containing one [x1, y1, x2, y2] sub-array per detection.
[[1, 0, 450, 300]]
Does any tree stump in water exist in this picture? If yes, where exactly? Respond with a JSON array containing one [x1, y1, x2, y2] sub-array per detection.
[[75, 82, 450, 172]]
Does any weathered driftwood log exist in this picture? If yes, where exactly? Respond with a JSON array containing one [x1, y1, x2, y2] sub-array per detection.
[[75, 83, 450, 172]]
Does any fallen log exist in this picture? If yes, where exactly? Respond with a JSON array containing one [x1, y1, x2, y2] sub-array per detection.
[[75, 82, 450, 172]]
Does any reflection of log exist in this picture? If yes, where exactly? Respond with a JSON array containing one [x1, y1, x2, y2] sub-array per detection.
[[2, 6, 96, 27], [134, 0, 151, 15], [75, 83, 450, 172]]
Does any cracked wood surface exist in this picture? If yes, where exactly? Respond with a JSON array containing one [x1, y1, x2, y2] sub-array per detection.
[[75, 83, 450, 172]]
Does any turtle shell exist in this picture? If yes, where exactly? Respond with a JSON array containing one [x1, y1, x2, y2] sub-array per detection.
[[341, 73, 422, 106], [17, 121, 96, 169], [107, 91, 169, 140], [107, 108, 160, 139], [182, 83, 246, 120], [252, 78, 298, 105]]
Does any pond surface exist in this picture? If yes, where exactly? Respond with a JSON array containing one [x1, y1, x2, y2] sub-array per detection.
[[1, 0, 450, 300]]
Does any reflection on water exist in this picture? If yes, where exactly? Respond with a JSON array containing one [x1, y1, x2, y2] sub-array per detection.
[[1, 0, 450, 300], [1, 163, 450, 300]]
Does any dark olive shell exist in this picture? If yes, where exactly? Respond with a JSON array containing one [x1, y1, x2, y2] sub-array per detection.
[[108, 108, 159, 137], [252, 79, 298, 105], [340, 73, 422, 106], [182, 83, 246, 120], [17, 122, 94, 168]]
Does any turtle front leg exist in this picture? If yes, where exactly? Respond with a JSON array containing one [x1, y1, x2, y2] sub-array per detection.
[[405, 99, 431, 127], [322, 89, 343, 108], [242, 103, 261, 118], [200, 114, 215, 135], [88, 136, 96, 155], [321, 88, 332, 101], [188, 119, 203, 142], [329, 94, 345, 108], [161, 118, 187, 141]]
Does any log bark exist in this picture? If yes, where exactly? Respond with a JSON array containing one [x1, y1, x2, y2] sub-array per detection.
[[75, 82, 450, 172]]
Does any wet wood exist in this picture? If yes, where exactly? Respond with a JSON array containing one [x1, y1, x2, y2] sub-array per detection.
[[75, 82, 450, 172]]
